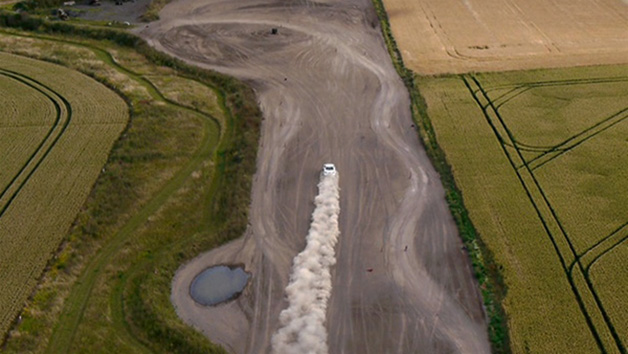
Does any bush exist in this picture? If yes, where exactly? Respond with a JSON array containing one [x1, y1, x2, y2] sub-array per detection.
[[0, 11, 43, 30]]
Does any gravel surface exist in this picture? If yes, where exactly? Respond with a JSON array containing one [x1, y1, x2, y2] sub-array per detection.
[[140, 0, 491, 352]]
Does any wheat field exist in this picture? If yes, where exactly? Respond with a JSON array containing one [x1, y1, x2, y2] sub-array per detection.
[[0, 52, 127, 335], [418, 63, 628, 353]]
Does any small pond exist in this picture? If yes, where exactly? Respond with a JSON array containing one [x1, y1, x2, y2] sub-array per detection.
[[189, 265, 250, 306]]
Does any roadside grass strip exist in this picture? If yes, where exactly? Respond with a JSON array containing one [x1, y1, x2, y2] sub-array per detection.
[[16, 38, 223, 354], [272, 173, 340, 354]]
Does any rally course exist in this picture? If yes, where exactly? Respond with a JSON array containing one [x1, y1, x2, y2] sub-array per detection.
[[419, 65, 628, 353], [141, 0, 490, 353], [0, 52, 127, 337]]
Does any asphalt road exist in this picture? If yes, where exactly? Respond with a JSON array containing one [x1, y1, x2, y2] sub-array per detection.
[[140, 0, 491, 352]]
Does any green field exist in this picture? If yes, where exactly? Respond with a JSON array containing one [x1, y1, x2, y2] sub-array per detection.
[[0, 24, 259, 353], [418, 66, 628, 354], [0, 52, 127, 337]]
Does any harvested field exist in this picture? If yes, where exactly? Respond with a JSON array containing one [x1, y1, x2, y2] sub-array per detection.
[[419, 64, 628, 353], [383, 0, 628, 74], [0, 52, 127, 336], [147, 75, 225, 120]]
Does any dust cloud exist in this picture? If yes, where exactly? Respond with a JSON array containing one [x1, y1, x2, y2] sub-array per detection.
[[271, 172, 340, 354]]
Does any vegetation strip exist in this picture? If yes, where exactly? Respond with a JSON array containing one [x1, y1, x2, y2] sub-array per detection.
[[6, 35, 224, 353], [370, 0, 510, 351], [0, 18, 260, 353], [46, 115, 214, 353]]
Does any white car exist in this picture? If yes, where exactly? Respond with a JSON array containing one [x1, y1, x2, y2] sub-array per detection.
[[322, 163, 336, 176]]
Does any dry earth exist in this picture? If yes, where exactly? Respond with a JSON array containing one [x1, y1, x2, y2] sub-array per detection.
[[384, 0, 628, 74], [140, 0, 490, 353]]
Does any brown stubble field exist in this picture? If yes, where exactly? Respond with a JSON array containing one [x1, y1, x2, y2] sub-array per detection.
[[383, 0, 628, 74]]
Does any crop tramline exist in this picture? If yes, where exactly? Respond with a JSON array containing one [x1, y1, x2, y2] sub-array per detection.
[[0, 69, 70, 217], [418, 66, 628, 353], [0, 90, 55, 193], [462, 73, 627, 354], [0, 52, 127, 336]]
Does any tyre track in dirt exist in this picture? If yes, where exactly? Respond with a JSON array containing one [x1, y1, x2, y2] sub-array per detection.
[[140, 0, 490, 352]]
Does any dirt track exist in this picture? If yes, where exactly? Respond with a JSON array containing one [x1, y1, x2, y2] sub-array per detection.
[[140, 0, 490, 353]]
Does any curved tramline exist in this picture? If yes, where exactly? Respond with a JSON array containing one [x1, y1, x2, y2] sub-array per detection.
[[0, 72, 57, 191], [463, 74, 626, 353], [0, 52, 128, 337], [0, 68, 71, 218], [419, 66, 628, 353]]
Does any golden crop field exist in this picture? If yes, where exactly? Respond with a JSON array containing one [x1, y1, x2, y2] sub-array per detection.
[[0, 52, 127, 336], [382, 0, 628, 74], [0, 73, 56, 190], [418, 64, 627, 353]]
